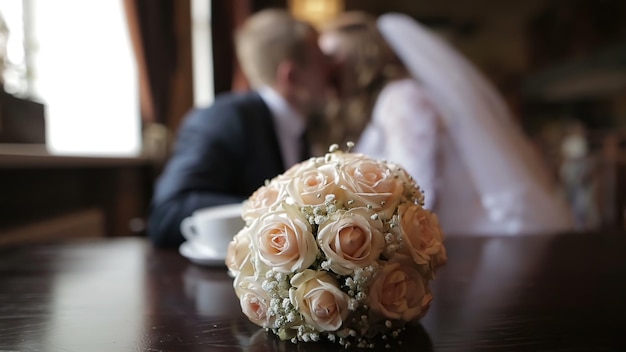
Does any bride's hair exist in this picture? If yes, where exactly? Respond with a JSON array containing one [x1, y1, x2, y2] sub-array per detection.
[[314, 11, 408, 149]]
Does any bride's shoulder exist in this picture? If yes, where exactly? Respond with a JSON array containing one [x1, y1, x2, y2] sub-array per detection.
[[378, 78, 432, 109]]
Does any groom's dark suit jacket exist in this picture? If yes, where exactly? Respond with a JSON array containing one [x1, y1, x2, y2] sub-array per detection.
[[147, 91, 286, 247]]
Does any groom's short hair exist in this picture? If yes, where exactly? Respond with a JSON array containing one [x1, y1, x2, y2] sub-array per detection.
[[235, 9, 315, 88]]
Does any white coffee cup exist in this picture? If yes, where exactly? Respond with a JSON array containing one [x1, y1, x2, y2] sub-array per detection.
[[180, 203, 245, 258]]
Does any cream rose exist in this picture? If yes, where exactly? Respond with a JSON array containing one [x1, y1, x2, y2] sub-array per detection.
[[233, 261, 270, 299], [286, 162, 344, 206], [389, 163, 424, 201], [368, 258, 432, 322], [242, 181, 287, 224], [251, 205, 318, 273], [317, 208, 385, 275], [237, 276, 277, 328], [398, 204, 446, 266], [340, 157, 404, 218], [289, 269, 350, 332], [283, 156, 318, 176], [226, 228, 253, 278]]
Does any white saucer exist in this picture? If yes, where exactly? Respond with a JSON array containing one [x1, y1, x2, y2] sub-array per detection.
[[179, 241, 227, 267]]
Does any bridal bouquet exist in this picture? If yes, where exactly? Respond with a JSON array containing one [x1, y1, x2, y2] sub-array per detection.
[[226, 145, 447, 348]]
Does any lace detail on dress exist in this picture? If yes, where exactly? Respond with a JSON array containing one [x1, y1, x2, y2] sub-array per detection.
[[356, 78, 440, 210]]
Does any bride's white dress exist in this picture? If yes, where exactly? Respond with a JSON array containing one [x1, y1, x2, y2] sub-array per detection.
[[355, 14, 574, 236]]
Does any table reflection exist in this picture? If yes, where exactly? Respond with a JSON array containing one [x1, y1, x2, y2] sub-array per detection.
[[2, 234, 625, 351], [44, 242, 147, 348], [179, 263, 434, 351], [183, 265, 239, 317]]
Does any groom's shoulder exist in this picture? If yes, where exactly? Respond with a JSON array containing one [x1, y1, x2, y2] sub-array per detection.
[[210, 90, 263, 111], [185, 91, 265, 124]]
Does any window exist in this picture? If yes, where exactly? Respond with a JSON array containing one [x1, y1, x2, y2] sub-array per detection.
[[191, 0, 214, 107], [0, 0, 28, 94], [1, 0, 140, 156]]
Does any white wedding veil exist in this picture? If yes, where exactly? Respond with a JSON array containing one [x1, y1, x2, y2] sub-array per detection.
[[377, 13, 573, 234]]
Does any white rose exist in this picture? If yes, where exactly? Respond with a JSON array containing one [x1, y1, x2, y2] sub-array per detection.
[[289, 269, 350, 332], [236, 276, 277, 328], [317, 208, 385, 275], [340, 156, 404, 219], [368, 258, 432, 322], [250, 204, 318, 273]]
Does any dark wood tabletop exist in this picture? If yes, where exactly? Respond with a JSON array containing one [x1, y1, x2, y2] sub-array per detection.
[[1, 232, 625, 352]]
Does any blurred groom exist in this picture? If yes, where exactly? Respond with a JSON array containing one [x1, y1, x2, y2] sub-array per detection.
[[147, 9, 332, 247]]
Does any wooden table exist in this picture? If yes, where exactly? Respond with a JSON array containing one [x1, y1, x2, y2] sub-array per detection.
[[1, 233, 625, 351]]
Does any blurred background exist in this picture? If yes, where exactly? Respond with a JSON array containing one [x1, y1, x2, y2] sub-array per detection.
[[0, 0, 624, 245]]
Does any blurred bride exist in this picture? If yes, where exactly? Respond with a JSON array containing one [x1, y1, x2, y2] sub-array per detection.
[[318, 12, 573, 235]]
